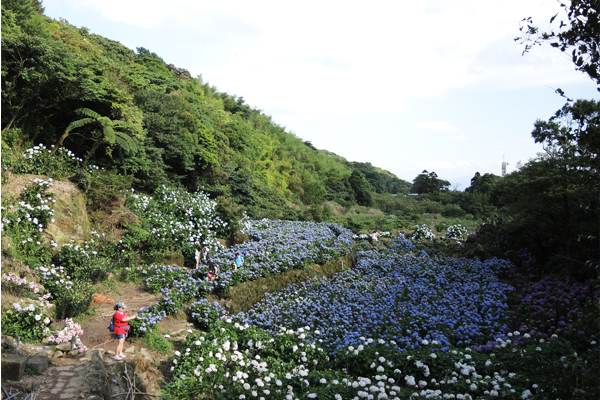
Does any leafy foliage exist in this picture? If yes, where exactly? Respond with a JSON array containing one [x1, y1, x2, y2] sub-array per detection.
[[517, 0, 600, 86]]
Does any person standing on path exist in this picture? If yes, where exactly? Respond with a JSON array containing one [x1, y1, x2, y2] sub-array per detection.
[[202, 245, 210, 263], [195, 246, 202, 269], [233, 252, 244, 270], [113, 302, 137, 361]]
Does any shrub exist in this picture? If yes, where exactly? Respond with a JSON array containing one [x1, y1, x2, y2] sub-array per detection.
[[434, 222, 446, 233], [128, 303, 167, 335], [411, 224, 435, 240], [55, 243, 111, 283], [53, 281, 94, 319], [1, 178, 56, 267], [446, 224, 468, 241], [1, 303, 51, 342], [141, 330, 173, 354], [47, 319, 87, 353], [14, 144, 82, 179], [1, 272, 43, 297], [189, 299, 226, 330]]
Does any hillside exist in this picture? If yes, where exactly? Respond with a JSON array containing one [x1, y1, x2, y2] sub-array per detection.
[[1, 1, 410, 221]]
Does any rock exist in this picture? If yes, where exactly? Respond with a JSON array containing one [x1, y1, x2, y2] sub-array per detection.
[[105, 350, 115, 356], [139, 347, 154, 363], [68, 350, 80, 357], [1, 335, 17, 350], [55, 342, 72, 352], [1, 353, 27, 381], [26, 354, 51, 374], [83, 351, 111, 400], [233, 232, 250, 245], [43, 179, 91, 247], [124, 347, 135, 353], [53, 351, 64, 358]]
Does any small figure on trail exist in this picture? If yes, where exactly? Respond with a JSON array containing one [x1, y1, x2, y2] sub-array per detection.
[[195, 246, 202, 269], [206, 260, 219, 282], [372, 230, 381, 242], [202, 245, 210, 263], [233, 252, 244, 271], [113, 302, 137, 361]]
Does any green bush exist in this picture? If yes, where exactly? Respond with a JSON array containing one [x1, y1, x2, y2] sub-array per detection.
[[55, 242, 111, 283], [434, 222, 447, 233], [1, 303, 51, 342], [141, 330, 173, 354], [53, 281, 94, 319], [189, 299, 226, 331], [441, 203, 466, 217]]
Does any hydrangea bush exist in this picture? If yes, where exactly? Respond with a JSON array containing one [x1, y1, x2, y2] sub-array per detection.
[[1, 178, 56, 266], [47, 318, 87, 353], [14, 144, 81, 179], [446, 224, 468, 241], [412, 224, 435, 241], [127, 185, 227, 262], [1, 303, 51, 342], [189, 299, 227, 330]]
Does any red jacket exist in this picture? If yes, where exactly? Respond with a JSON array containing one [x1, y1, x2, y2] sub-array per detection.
[[113, 312, 129, 335]]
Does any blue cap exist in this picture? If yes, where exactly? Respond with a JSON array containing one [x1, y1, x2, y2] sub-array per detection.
[[117, 302, 127, 308]]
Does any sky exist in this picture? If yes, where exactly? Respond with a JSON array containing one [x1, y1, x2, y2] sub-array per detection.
[[43, 0, 598, 189]]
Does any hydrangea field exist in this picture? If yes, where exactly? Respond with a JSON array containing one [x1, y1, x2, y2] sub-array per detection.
[[238, 251, 514, 351], [210, 220, 354, 293], [163, 234, 598, 400], [129, 220, 355, 334]]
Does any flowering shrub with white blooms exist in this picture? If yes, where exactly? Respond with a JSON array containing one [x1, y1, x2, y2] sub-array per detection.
[[1, 302, 51, 342], [127, 185, 226, 264], [446, 224, 468, 242], [1, 178, 56, 266], [411, 224, 435, 241]]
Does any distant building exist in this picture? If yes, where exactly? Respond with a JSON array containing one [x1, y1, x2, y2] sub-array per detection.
[[502, 155, 508, 177]]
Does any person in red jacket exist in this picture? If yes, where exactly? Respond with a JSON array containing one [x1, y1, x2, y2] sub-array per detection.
[[113, 302, 137, 361]]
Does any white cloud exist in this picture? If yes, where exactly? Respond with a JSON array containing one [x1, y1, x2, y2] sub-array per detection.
[[416, 121, 457, 133], [452, 135, 471, 141]]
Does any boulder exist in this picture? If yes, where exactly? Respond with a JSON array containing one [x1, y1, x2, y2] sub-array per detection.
[[26, 353, 51, 374], [53, 350, 64, 358], [139, 347, 154, 363], [1, 354, 27, 381], [2, 335, 17, 350], [68, 350, 80, 357], [232, 232, 250, 245], [55, 342, 72, 352], [83, 350, 111, 400]]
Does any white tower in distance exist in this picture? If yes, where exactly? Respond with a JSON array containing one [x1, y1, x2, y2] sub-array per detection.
[[501, 154, 509, 177]]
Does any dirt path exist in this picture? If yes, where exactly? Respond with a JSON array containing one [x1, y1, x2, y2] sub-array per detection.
[[80, 281, 197, 354]]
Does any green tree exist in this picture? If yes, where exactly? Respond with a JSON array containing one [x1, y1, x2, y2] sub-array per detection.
[[412, 170, 450, 194], [54, 108, 138, 163], [465, 172, 501, 195], [516, 0, 600, 87], [349, 170, 373, 207]]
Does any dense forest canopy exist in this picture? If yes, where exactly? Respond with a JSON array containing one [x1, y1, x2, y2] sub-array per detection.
[[1, 0, 411, 220]]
